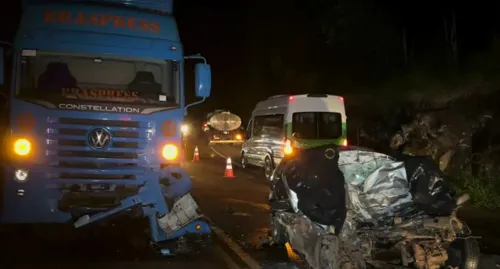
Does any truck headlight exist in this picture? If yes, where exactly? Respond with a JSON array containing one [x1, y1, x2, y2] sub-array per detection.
[[162, 144, 179, 161], [13, 138, 31, 156], [180, 124, 189, 135]]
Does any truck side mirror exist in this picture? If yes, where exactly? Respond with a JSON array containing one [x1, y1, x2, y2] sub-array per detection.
[[0, 46, 4, 84], [194, 63, 211, 98]]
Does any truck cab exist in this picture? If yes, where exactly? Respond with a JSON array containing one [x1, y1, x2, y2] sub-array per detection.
[[0, 0, 212, 246]]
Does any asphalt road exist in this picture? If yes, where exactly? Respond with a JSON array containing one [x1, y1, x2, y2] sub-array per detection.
[[185, 142, 295, 269]]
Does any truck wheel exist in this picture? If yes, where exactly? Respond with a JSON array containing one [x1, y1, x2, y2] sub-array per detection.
[[241, 153, 248, 168], [264, 157, 274, 181]]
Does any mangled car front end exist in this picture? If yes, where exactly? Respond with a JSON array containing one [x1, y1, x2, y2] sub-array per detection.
[[269, 145, 480, 269]]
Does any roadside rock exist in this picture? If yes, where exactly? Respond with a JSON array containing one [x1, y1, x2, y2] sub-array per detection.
[[356, 89, 500, 177]]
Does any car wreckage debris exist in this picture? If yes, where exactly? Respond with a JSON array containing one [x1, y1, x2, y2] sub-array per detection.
[[269, 145, 480, 269]]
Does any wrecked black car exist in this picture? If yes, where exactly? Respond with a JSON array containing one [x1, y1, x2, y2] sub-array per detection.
[[269, 145, 480, 269]]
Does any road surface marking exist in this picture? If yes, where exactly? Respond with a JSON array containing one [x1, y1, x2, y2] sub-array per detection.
[[213, 245, 241, 269], [210, 146, 242, 168], [225, 198, 270, 211], [211, 226, 261, 269]]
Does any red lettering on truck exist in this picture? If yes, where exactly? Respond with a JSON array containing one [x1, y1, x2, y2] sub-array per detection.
[[43, 11, 161, 34]]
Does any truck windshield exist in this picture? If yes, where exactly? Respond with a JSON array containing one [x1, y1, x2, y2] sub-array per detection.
[[292, 112, 343, 139], [16, 51, 178, 105]]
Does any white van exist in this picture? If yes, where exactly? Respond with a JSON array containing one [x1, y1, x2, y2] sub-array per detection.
[[241, 93, 347, 180]]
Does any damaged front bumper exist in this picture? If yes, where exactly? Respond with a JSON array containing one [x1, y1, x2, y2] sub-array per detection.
[[1, 165, 211, 244]]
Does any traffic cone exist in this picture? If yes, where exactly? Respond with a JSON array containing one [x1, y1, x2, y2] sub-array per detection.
[[193, 146, 200, 162], [224, 157, 235, 178]]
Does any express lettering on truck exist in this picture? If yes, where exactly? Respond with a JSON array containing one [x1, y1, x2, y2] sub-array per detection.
[[44, 11, 161, 33], [62, 88, 140, 101]]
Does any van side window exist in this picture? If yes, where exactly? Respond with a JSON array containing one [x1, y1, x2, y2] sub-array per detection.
[[246, 119, 253, 138], [253, 114, 284, 138]]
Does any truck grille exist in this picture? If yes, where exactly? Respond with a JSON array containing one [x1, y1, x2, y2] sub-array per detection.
[[46, 117, 152, 181]]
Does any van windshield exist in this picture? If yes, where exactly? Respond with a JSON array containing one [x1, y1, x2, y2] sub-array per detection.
[[16, 51, 178, 106], [292, 112, 342, 139]]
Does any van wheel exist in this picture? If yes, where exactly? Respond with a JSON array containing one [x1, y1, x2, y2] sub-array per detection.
[[264, 157, 274, 181], [241, 153, 248, 168]]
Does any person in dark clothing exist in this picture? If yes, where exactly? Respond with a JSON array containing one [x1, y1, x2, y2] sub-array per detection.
[[127, 71, 161, 95], [37, 62, 77, 92]]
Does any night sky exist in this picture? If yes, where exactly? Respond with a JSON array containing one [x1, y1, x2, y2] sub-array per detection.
[[1, 0, 500, 120]]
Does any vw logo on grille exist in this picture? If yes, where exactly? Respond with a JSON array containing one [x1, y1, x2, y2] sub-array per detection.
[[88, 128, 111, 149]]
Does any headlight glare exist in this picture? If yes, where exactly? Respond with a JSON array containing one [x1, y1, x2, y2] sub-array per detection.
[[14, 138, 31, 156], [162, 144, 179, 161]]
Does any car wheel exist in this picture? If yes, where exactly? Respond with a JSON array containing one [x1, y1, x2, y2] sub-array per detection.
[[241, 152, 248, 168], [446, 238, 480, 269], [264, 157, 274, 181]]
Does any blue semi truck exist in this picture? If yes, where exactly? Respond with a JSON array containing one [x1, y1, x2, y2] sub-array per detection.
[[0, 0, 212, 248]]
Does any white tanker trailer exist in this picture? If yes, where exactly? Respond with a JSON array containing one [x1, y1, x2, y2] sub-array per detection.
[[202, 110, 245, 145]]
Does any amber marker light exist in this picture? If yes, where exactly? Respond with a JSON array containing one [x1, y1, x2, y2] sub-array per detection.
[[14, 138, 31, 156], [162, 144, 178, 161]]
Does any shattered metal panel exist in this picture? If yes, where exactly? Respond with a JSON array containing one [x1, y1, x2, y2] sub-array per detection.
[[339, 150, 412, 222]]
